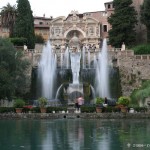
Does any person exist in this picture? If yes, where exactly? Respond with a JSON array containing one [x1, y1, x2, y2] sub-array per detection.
[[75, 98, 79, 110], [104, 97, 108, 104], [77, 96, 84, 110]]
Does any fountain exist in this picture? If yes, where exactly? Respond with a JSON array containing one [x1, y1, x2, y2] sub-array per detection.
[[95, 38, 110, 98], [38, 41, 56, 99], [36, 37, 115, 104]]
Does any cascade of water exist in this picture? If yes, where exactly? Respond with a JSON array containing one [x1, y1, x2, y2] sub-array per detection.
[[64, 47, 70, 69], [82, 47, 86, 69], [93, 54, 97, 68], [88, 50, 91, 68], [95, 38, 110, 98], [55, 84, 64, 99], [60, 52, 63, 68], [70, 52, 81, 84], [38, 41, 56, 99]]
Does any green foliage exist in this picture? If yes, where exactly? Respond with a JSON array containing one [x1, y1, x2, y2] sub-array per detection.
[[132, 44, 150, 54], [0, 3, 17, 37], [35, 34, 45, 44], [14, 0, 35, 49], [108, 0, 137, 47], [30, 107, 40, 113], [13, 98, 25, 108], [38, 97, 48, 108], [104, 106, 120, 113], [130, 80, 150, 104], [118, 96, 130, 106], [141, 0, 150, 43], [9, 37, 27, 46], [80, 106, 96, 113], [134, 107, 148, 112], [0, 107, 15, 113], [0, 38, 30, 100], [47, 107, 67, 113], [95, 97, 104, 105]]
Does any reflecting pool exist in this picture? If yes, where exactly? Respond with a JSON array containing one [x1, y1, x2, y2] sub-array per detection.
[[0, 119, 150, 150]]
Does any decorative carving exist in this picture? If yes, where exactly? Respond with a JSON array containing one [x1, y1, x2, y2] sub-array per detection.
[[69, 32, 81, 50], [88, 27, 94, 36]]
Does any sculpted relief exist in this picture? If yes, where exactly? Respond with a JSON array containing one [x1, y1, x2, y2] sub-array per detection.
[[49, 12, 100, 51]]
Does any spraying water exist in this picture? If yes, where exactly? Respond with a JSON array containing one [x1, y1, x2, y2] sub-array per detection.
[[88, 50, 91, 68], [82, 47, 86, 69], [38, 41, 56, 99], [64, 47, 70, 69], [95, 38, 110, 98], [60, 52, 64, 69], [70, 52, 81, 84]]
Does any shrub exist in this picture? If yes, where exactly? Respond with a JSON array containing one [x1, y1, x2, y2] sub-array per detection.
[[0, 107, 15, 113], [35, 34, 45, 44], [95, 97, 104, 105], [132, 44, 150, 55], [117, 96, 130, 106], [38, 97, 48, 108], [13, 98, 25, 108], [9, 37, 27, 46], [81, 106, 96, 113], [47, 107, 67, 113]]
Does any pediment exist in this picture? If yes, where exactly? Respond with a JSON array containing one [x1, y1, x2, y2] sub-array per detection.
[[51, 17, 64, 24], [86, 17, 99, 24]]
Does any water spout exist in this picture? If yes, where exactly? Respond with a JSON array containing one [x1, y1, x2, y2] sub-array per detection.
[[95, 39, 110, 98], [64, 47, 70, 69], [38, 41, 56, 99], [70, 52, 81, 84]]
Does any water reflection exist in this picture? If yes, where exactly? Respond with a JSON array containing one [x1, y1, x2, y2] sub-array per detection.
[[0, 119, 150, 150]]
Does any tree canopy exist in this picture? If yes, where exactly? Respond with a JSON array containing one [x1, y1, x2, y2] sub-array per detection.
[[0, 38, 29, 100], [108, 0, 137, 48], [14, 0, 35, 49], [0, 3, 17, 37], [141, 0, 150, 43]]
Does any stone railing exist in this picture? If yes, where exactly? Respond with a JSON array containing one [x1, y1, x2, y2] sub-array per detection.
[[135, 55, 150, 60]]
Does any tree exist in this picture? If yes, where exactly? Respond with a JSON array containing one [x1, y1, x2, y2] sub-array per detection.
[[35, 34, 45, 44], [141, 0, 150, 43], [0, 3, 17, 37], [108, 0, 137, 48], [14, 0, 35, 49], [0, 38, 29, 100]]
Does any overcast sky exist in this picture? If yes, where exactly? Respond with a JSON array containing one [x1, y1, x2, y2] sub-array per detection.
[[0, 0, 111, 18]]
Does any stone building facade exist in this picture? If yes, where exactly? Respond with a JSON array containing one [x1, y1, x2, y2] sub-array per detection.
[[34, 15, 52, 40], [49, 10, 101, 52], [0, 0, 146, 44]]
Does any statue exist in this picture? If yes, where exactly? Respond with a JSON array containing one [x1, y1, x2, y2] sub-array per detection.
[[69, 32, 81, 51], [121, 42, 125, 51]]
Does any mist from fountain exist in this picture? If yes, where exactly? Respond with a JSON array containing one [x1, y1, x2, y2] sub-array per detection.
[[82, 47, 86, 69], [64, 47, 70, 69], [70, 52, 81, 84], [88, 50, 91, 68], [95, 38, 110, 98], [38, 41, 56, 99], [60, 52, 63, 69]]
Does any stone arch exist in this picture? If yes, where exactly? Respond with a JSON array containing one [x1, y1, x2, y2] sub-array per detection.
[[64, 27, 86, 38]]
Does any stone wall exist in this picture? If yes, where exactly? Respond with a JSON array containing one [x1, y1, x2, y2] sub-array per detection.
[[115, 50, 150, 96], [0, 113, 150, 119], [31, 47, 150, 98]]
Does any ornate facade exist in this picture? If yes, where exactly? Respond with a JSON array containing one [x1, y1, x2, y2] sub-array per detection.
[[49, 10, 101, 52]]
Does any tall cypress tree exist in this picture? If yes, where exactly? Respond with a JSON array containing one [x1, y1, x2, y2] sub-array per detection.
[[108, 0, 137, 48], [141, 0, 150, 43], [14, 0, 35, 49]]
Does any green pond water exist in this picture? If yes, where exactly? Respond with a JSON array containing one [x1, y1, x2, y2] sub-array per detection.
[[0, 119, 150, 150]]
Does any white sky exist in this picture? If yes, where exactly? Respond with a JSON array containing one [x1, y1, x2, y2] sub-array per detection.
[[0, 0, 111, 18]]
